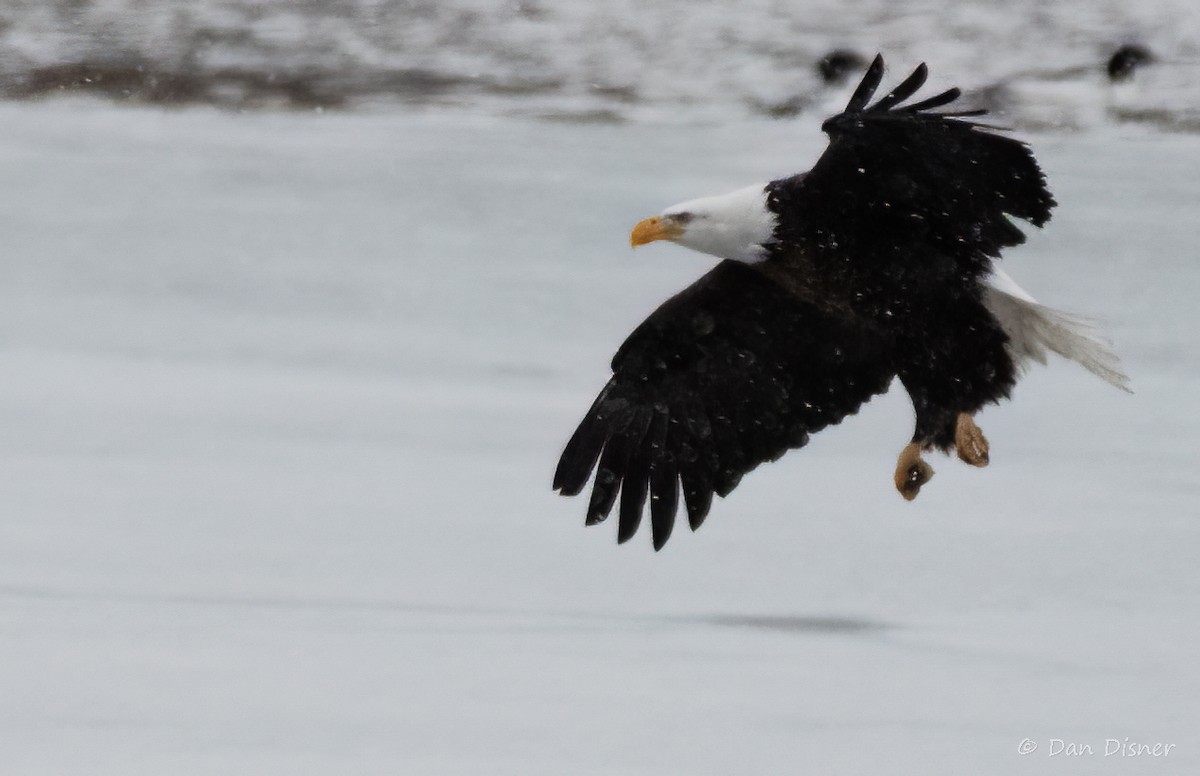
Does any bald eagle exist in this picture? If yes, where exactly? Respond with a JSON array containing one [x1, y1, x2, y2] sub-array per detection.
[[553, 55, 1128, 550]]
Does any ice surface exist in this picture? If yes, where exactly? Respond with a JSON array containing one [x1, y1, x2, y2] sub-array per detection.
[[1, 101, 1199, 774]]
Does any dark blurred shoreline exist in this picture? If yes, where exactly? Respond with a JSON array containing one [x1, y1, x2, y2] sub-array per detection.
[[0, 1, 1196, 129]]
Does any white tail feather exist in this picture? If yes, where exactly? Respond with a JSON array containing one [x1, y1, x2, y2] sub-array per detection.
[[985, 270, 1131, 393]]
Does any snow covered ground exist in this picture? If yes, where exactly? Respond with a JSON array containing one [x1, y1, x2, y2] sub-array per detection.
[[1, 100, 1198, 774]]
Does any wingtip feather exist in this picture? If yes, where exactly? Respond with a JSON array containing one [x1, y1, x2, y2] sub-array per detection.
[[871, 62, 928, 112], [845, 54, 885, 113]]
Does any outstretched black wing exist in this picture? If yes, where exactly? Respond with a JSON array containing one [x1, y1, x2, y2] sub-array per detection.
[[768, 55, 1055, 301], [553, 261, 893, 550]]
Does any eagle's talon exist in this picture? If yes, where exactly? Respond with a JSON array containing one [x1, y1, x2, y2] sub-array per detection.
[[894, 442, 934, 501], [955, 412, 990, 467]]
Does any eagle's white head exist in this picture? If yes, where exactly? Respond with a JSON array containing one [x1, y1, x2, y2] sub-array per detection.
[[629, 183, 778, 264]]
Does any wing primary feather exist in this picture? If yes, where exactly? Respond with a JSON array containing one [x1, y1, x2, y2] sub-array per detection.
[[649, 409, 683, 549], [900, 87, 961, 113], [584, 452, 624, 525], [870, 62, 927, 112], [706, 405, 748, 497], [649, 461, 678, 551], [585, 407, 649, 525], [618, 409, 666, 544], [677, 395, 718, 529], [617, 453, 650, 544], [680, 467, 714, 531], [553, 389, 617, 495], [933, 109, 989, 118], [844, 54, 884, 113]]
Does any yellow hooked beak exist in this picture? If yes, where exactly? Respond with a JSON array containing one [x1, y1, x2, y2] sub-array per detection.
[[630, 215, 686, 247]]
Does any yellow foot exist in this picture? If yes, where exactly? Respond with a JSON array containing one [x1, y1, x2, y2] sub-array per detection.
[[955, 413, 990, 467], [894, 442, 934, 501]]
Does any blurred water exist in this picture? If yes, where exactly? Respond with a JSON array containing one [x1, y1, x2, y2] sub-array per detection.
[[1, 0, 1199, 128]]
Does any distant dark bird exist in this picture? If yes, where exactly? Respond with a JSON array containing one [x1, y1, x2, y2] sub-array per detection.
[[817, 49, 867, 84], [553, 55, 1128, 550], [1106, 44, 1154, 81]]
